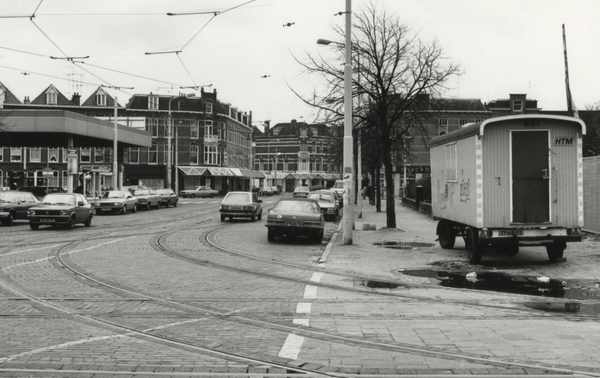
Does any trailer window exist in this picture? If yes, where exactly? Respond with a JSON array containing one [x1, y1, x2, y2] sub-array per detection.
[[445, 143, 457, 182]]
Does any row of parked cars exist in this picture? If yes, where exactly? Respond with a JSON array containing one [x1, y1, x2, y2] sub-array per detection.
[[0, 186, 179, 230]]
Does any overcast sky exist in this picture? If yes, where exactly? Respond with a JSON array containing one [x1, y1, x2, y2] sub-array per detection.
[[1, 0, 598, 127]]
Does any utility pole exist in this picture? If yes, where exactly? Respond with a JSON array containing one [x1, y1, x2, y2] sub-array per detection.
[[342, 0, 354, 244], [113, 97, 119, 189]]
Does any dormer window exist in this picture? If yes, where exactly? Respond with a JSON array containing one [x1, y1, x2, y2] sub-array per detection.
[[206, 101, 213, 114], [148, 95, 159, 110], [513, 99, 523, 112], [97, 93, 107, 106], [46, 90, 57, 105]]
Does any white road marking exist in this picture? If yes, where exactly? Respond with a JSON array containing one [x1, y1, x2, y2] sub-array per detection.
[[303, 285, 317, 299], [1, 244, 65, 257], [309, 272, 323, 282], [293, 319, 310, 327], [209, 201, 220, 204], [278, 334, 305, 359], [296, 303, 312, 313]]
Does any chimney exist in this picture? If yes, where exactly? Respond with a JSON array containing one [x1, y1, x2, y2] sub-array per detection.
[[264, 120, 270, 135], [24, 96, 30, 104], [291, 119, 297, 124], [71, 92, 81, 106]]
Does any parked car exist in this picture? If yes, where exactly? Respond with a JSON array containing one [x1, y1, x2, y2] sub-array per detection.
[[155, 188, 178, 207], [94, 190, 138, 214], [0, 190, 39, 226], [28, 193, 94, 230], [265, 198, 324, 243], [271, 186, 280, 195], [129, 188, 160, 210], [251, 185, 260, 194], [20, 186, 66, 201], [219, 191, 263, 222], [330, 180, 345, 208], [260, 186, 273, 196], [179, 186, 218, 198], [293, 185, 310, 198], [308, 190, 339, 221]]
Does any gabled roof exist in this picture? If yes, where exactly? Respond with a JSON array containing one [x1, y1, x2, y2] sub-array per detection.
[[81, 86, 122, 107], [430, 98, 488, 111], [0, 82, 23, 104], [31, 84, 74, 106], [270, 121, 333, 137]]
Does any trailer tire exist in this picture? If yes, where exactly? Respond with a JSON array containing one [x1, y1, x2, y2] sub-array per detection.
[[546, 242, 566, 262], [438, 221, 456, 249], [505, 244, 519, 257], [465, 227, 483, 264]]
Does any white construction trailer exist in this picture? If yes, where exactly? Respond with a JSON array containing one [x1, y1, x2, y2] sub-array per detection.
[[429, 114, 585, 263]]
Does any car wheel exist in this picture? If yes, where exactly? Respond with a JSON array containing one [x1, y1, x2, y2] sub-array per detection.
[[165, 201, 170, 208], [1, 212, 13, 226], [30, 223, 39, 230], [65, 216, 76, 229], [267, 229, 275, 242], [132, 204, 137, 213], [209, 194, 214, 198], [120, 205, 127, 215], [258, 210, 262, 221], [220, 214, 226, 222], [147, 203, 151, 211], [190, 194, 195, 198], [84, 213, 93, 227], [174, 201, 178, 207], [251, 213, 256, 222]]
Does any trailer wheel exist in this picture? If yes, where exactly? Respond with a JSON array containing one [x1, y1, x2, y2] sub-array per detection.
[[504, 244, 519, 257], [546, 242, 566, 262], [438, 221, 456, 249], [465, 227, 483, 264]]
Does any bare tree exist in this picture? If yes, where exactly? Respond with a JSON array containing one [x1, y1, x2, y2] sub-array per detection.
[[292, 2, 459, 228]]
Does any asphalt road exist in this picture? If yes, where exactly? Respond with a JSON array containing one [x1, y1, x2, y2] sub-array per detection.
[[0, 194, 597, 377]]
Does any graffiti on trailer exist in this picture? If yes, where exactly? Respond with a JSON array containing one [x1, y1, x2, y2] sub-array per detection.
[[460, 178, 471, 203], [437, 177, 455, 210]]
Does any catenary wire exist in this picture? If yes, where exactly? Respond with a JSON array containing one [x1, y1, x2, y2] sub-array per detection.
[[176, 53, 196, 86]]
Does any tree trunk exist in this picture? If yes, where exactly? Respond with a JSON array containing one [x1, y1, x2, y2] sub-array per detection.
[[382, 152, 397, 229], [375, 165, 381, 212]]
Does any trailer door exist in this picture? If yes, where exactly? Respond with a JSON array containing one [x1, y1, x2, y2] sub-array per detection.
[[511, 130, 550, 223]]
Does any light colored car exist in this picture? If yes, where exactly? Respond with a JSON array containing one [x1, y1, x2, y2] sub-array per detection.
[[94, 190, 138, 214], [292, 185, 310, 198], [308, 190, 339, 221], [28, 193, 94, 230], [129, 188, 160, 210], [265, 198, 324, 243], [260, 186, 273, 196], [271, 186, 281, 195], [330, 180, 345, 208], [179, 186, 218, 198], [155, 189, 178, 207], [0, 191, 39, 226], [219, 191, 263, 222]]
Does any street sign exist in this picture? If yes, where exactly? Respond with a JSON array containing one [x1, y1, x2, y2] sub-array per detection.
[[42, 168, 54, 177], [80, 164, 111, 173]]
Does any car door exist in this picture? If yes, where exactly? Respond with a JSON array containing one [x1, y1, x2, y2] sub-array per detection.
[[15, 192, 28, 219], [75, 194, 88, 221], [23, 193, 38, 220], [252, 193, 262, 213]]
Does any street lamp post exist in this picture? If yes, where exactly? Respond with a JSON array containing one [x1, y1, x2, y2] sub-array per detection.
[[168, 95, 193, 192]]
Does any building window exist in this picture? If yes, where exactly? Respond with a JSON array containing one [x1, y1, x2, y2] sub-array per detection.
[[459, 118, 468, 126], [48, 170, 59, 187], [62, 148, 69, 162], [97, 93, 107, 106], [148, 95, 159, 110], [129, 148, 139, 164], [10, 148, 21, 162], [48, 148, 59, 162], [30, 147, 41, 162], [204, 145, 218, 165], [95, 148, 104, 163], [190, 120, 199, 139], [190, 145, 199, 165], [438, 118, 448, 135], [147, 118, 159, 137], [445, 143, 457, 182], [206, 102, 213, 114], [148, 144, 158, 164], [0, 147, 3, 162], [80, 148, 91, 163], [46, 91, 57, 105], [513, 99, 523, 112], [475, 118, 484, 123], [205, 120, 214, 136]]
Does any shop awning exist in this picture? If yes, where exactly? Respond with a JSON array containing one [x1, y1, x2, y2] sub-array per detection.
[[252, 170, 266, 179], [311, 173, 324, 179], [207, 167, 233, 176], [178, 166, 208, 176], [240, 168, 253, 178], [229, 168, 244, 177]]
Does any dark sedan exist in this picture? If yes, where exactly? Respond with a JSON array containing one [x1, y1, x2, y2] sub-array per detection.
[[0, 191, 39, 226], [265, 198, 324, 243], [28, 193, 94, 230], [219, 191, 262, 221], [156, 189, 178, 207]]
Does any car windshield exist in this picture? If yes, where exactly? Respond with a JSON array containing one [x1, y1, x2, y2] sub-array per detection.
[[133, 190, 149, 196], [41, 194, 76, 205], [102, 191, 125, 199], [223, 193, 251, 204], [0, 192, 18, 202], [308, 193, 333, 203], [273, 200, 319, 213], [333, 182, 344, 189]]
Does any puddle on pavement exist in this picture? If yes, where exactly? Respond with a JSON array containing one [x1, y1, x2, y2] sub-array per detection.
[[400, 269, 600, 315], [364, 280, 400, 289], [373, 241, 435, 250]]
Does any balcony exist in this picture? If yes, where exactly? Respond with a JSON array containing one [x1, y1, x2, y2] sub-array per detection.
[[204, 135, 220, 144]]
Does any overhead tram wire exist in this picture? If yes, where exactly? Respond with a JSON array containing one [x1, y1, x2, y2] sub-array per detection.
[[176, 53, 196, 87]]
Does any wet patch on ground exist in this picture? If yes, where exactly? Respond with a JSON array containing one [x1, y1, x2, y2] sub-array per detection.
[[373, 241, 435, 249], [363, 280, 401, 289], [399, 268, 600, 315]]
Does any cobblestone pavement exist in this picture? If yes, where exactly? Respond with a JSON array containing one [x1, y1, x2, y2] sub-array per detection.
[[0, 195, 598, 376]]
